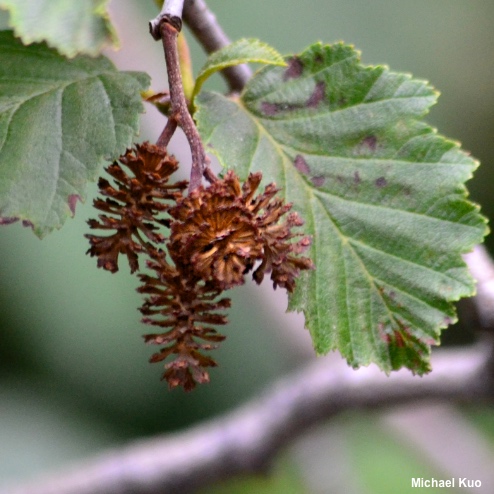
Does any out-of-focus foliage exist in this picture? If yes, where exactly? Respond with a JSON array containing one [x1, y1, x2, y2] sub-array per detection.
[[0, 0, 118, 56]]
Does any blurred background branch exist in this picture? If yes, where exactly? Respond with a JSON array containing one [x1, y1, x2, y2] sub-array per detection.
[[5, 333, 493, 494], [182, 0, 251, 91]]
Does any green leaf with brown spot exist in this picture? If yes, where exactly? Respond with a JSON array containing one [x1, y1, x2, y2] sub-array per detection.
[[0, 0, 118, 57], [195, 42, 487, 374], [0, 31, 149, 237]]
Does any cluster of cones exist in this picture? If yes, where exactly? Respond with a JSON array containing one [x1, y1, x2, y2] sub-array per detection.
[[86, 142, 313, 390]]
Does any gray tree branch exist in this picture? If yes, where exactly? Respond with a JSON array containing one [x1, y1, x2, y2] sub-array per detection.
[[5, 339, 493, 494]]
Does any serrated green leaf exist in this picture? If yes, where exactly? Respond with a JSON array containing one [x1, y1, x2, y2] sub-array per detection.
[[191, 38, 285, 105], [0, 0, 118, 57], [0, 30, 150, 237], [195, 42, 488, 374]]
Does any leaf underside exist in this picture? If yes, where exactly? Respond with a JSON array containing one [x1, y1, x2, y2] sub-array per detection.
[[0, 0, 118, 57], [0, 31, 150, 237], [195, 42, 487, 374]]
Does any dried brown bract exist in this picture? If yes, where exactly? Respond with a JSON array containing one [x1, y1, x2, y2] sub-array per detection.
[[86, 142, 186, 273], [169, 170, 314, 292], [139, 249, 230, 391], [168, 171, 262, 289]]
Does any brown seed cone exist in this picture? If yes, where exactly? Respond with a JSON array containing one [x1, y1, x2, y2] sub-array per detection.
[[168, 170, 313, 292], [87, 156, 313, 390], [167, 171, 263, 289], [139, 249, 230, 391], [86, 142, 187, 273]]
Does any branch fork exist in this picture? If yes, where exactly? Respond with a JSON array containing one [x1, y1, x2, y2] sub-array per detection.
[[151, 1, 209, 192]]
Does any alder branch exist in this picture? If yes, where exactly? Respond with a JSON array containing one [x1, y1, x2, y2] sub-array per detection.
[[182, 0, 252, 91], [154, 17, 209, 191], [6, 342, 493, 494]]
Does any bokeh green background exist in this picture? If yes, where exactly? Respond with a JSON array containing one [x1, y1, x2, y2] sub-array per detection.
[[1, 1, 494, 493]]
